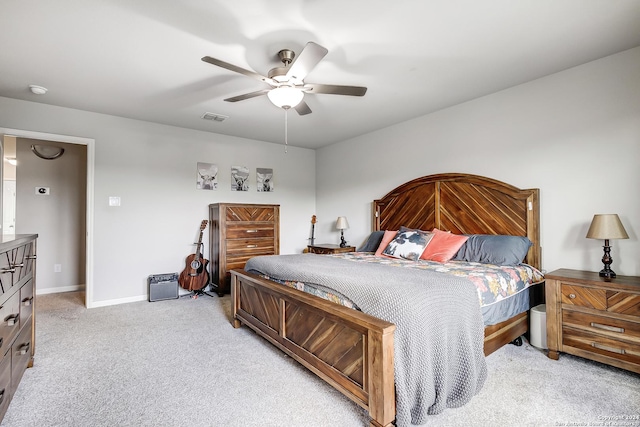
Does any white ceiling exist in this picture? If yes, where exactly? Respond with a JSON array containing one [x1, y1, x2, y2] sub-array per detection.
[[2, 0, 640, 149]]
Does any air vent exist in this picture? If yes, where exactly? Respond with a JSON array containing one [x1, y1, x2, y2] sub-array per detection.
[[201, 112, 228, 122]]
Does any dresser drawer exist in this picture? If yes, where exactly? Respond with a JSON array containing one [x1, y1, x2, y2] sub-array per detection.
[[11, 317, 33, 388], [563, 310, 640, 340], [225, 206, 277, 222], [19, 279, 34, 326], [0, 349, 11, 420], [563, 326, 640, 366], [227, 238, 275, 253], [561, 284, 606, 310], [226, 223, 275, 239], [0, 292, 21, 355], [0, 251, 13, 303]]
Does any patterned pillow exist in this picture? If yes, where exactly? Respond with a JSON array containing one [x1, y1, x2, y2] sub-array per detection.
[[382, 230, 434, 261]]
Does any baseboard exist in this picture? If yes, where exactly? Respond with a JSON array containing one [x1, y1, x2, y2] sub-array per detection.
[[89, 294, 148, 308], [36, 284, 85, 295]]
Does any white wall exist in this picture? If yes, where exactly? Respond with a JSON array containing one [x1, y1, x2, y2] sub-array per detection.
[[0, 98, 316, 306], [316, 47, 640, 276]]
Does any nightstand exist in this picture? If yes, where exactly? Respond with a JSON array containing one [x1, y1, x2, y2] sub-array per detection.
[[307, 244, 356, 254], [545, 268, 640, 374]]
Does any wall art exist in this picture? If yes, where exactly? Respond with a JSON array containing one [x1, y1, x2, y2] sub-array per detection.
[[256, 168, 274, 192], [231, 165, 249, 191], [196, 162, 218, 190]]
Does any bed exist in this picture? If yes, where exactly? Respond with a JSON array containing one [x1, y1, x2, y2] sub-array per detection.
[[229, 173, 543, 427]]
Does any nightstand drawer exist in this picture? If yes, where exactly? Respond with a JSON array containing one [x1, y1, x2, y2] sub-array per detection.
[[606, 291, 640, 316], [563, 310, 640, 340], [563, 327, 640, 366], [561, 284, 606, 310]]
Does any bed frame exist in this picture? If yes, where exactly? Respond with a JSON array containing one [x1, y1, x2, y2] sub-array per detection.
[[230, 173, 541, 427]]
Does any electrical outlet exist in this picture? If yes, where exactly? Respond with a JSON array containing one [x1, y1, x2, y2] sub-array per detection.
[[35, 187, 50, 195], [54, 264, 62, 273]]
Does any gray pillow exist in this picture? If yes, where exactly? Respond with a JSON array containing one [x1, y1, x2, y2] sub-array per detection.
[[358, 230, 385, 252], [453, 234, 532, 266]]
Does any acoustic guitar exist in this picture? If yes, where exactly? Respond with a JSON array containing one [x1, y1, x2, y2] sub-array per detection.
[[308, 215, 316, 246], [178, 220, 210, 291]]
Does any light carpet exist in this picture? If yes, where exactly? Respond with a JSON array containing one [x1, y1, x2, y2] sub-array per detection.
[[1, 291, 639, 427]]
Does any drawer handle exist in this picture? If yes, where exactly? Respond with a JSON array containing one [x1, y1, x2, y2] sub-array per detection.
[[568, 293, 576, 299], [22, 296, 34, 306], [246, 245, 258, 248], [17, 342, 30, 356], [11, 263, 24, 268], [26, 255, 37, 260], [5, 314, 18, 327], [245, 230, 258, 233], [0, 268, 15, 274], [590, 322, 624, 333], [592, 342, 625, 355]]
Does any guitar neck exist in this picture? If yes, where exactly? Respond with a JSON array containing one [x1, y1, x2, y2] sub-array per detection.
[[194, 231, 204, 260]]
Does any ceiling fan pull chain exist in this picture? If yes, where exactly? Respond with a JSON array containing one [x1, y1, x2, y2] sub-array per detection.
[[284, 107, 288, 154]]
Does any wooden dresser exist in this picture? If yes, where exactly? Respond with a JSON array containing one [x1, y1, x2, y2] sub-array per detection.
[[545, 268, 640, 374], [209, 203, 279, 296], [0, 234, 37, 421]]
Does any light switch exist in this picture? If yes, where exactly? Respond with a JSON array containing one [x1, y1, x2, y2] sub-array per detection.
[[108, 196, 121, 207]]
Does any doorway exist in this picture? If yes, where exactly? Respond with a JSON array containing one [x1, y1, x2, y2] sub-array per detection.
[[0, 128, 94, 308]]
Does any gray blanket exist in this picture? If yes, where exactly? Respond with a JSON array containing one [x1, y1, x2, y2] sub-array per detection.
[[245, 254, 487, 427]]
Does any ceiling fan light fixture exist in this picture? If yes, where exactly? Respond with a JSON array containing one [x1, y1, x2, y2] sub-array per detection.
[[267, 86, 304, 109]]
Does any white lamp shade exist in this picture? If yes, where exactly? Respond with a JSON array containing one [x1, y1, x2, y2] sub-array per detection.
[[336, 216, 349, 230], [267, 86, 304, 109], [586, 214, 629, 239]]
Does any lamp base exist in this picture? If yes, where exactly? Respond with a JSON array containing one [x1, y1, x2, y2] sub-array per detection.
[[340, 231, 347, 248], [599, 269, 616, 279], [599, 241, 616, 280]]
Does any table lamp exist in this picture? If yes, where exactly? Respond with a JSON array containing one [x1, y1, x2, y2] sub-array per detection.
[[586, 214, 629, 278], [336, 216, 349, 248]]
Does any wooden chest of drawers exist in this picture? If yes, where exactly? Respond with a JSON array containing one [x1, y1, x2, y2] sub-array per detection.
[[209, 203, 279, 296], [545, 268, 640, 374], [0, 234, 37, 422]]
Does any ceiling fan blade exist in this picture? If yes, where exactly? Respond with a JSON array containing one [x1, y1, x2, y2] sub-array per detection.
[[286, 42, 328, 81], [303, 83, 367, 96], [202, 56, 275, 85], [294, 101, 312, 116], [224, 89, 270, 102]]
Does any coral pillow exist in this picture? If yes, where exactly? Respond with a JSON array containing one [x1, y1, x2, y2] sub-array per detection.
[[420, 228, 469, 263], [374, 230, 398, 257]]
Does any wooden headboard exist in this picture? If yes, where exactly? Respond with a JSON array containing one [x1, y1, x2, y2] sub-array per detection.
[[373, 173, 541, 269]]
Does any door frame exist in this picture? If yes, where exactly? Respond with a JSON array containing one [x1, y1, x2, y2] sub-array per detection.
[[0, 127, 95, 308]]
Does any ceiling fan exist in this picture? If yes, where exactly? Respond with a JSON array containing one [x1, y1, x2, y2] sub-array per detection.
[[201, 42, 367, 115]]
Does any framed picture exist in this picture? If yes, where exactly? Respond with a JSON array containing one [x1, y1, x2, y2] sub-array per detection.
[[256, 168, 274, 192], [196, 162, 218, 190], [231, 165, 249, 191]]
